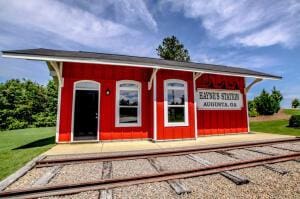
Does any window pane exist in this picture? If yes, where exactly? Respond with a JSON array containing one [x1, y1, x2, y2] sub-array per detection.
[[168, 89, 185, 105], [75, 82, 99, 90], [119, 90, 138, 106], [168, 107, 185, 123], [168, 82, 184, 87], [119, 107, 138, 123], [120, 83, 138, 88]]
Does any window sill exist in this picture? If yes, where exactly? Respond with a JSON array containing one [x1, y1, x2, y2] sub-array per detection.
[[164, 123, 189, 127], [115, 124, 142, 128]]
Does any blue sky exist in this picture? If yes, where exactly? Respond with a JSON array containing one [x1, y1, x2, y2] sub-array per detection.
[[0, 0, 299, 107]]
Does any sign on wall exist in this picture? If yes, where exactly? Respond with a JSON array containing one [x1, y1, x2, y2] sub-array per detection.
[[197, 89, 243, 110]]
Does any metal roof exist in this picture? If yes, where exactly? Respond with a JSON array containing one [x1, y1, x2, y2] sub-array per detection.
[[1, 48, 281, 80]]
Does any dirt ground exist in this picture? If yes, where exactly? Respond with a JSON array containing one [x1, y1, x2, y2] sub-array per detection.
[[250, 109, 290, 122]]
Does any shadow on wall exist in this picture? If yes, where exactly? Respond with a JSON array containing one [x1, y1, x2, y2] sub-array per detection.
[[13, 136, 55, 150]]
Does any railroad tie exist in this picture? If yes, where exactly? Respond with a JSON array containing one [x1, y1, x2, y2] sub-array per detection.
[[263, 164, 288, 175], [147, 158, 191, 195], [33, 165, 62, 186], [244, 148, 277, 156], [219, 148, 289, 175], [186, 154, 249, 185], [99, 161, 113, 199], [270, 145, 300, 152], [216, 150, 240, 160]]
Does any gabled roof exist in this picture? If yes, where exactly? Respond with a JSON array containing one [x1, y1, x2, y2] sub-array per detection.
[[1, 48, 281, 80]]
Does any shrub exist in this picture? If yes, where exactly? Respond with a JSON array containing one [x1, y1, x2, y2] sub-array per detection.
[[32, 113, 56, 127], [289, 115, 300, 128], [292, 98, 300, 108], [248, 100, 258, 117], [7, 117, 29, 130]]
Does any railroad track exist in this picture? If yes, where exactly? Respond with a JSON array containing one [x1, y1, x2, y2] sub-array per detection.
[[36, 137, 300, 167], [1, 137, 300, 198], [1, 152, 300, 199]]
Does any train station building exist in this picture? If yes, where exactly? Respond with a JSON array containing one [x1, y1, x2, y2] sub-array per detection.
[[2, 49, 281, 143]]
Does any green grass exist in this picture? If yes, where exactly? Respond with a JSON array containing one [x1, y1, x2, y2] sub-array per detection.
[[250, 120, 300, 136], [283, 109, 300, 115], [0, 127, 55, 180]]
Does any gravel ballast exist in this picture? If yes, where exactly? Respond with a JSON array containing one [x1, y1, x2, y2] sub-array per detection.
[[49, 162, 103, 185], [112, 159, 157, 178], [234, 165, 300, 198], [182, 164, 300, 198], [40, 191, 99, 199], [113, 181, 178, 199]]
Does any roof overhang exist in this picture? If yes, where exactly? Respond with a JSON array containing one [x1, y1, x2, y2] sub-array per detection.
[[1, 50, 282, 80]]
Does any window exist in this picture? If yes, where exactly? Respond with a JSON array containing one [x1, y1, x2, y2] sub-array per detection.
[[116, 80, 141, 127], [164, 80, 188, 126], [75, 81, 99, 90]]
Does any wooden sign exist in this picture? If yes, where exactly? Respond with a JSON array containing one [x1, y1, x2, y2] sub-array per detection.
[[197, 89, 243, 110]]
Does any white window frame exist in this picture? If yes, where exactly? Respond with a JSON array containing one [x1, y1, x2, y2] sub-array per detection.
[[115, 80, 142, 127], [164, 79, 189, 127]]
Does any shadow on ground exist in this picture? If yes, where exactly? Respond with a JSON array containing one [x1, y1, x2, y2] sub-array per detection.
[[13, 136, 55, 150]]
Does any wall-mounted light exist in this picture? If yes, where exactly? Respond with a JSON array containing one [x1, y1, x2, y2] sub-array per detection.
[[106, 88, 110, 96]]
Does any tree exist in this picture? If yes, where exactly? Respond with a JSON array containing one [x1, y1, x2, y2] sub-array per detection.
[[0, 79, 58, 130], [271, 86, 283, 113], [254, 88, 283, 115], [156, 35, 191, 62], [292, 98, 300, 108], [46, 80, 58, 114]]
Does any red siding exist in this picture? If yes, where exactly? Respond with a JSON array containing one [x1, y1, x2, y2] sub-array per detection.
[[156, 70, 195, 140], [57, 61, 249, 142], [58, 62, 153, 142], [196, 74, 248, 136]]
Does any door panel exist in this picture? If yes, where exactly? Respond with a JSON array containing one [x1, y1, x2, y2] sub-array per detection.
[[74, 90, 98, 141]]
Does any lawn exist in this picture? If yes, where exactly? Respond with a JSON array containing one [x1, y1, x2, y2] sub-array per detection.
[[283, 109, 300, 115], [0, 127, 55, 181], [250, 120, 300, 136]]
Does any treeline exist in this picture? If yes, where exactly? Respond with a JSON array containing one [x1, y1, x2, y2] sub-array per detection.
[[248, 87, 283, 117], [0, 79, 57, 130]]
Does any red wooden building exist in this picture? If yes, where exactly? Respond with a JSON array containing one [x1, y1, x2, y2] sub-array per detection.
[[2, 49, 281, 143]]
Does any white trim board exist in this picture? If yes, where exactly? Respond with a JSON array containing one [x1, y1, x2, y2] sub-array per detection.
[[164, 79, 189, 127], [115, 80, 142, 127], [71, 80, 101, 142], [153, 75, 157, 141]]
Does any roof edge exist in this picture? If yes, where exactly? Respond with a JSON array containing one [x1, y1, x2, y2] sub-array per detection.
[[1, 50, 282, 80]]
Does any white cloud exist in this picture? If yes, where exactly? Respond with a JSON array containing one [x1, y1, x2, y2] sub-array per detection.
[[193, 51, 277, 70], [0, 0, 158, 55], [0, 0, 135, 48], [64, 0, 157, 31], [235, 22, 297, 48], [112, 0, 157, 31], [162, 0, 300, 48]]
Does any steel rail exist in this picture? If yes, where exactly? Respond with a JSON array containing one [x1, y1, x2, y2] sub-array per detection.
[[1, 152, 300, 199], [36, 137, 300, 167]]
